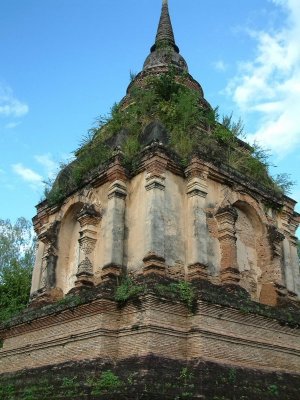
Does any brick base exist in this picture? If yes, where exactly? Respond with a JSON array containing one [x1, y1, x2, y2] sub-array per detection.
[[1, 293, 299, 375]]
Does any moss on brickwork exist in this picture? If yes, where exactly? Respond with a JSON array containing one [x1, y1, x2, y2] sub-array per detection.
[[0, 356, 299, 399]]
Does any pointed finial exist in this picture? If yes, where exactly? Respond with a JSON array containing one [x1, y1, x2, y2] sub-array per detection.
[[152, 0, 179, 53], [143, 0, 188, 71]]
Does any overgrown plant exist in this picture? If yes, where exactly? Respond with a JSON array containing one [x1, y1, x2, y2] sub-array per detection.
[[61, 376, 80, 397], [155, 280, 196, 311], [88, 370, 123, 395], [45, 68, 294, 205], [114, 277, 145, 303]]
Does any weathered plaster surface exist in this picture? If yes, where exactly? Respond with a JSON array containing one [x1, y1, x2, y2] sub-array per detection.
[[31, 153, 300, 303]]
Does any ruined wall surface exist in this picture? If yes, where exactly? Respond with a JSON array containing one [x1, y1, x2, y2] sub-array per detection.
[[31, 153, 300, 304], [1, 355, 300, 400], [1, 295, 299, 375]]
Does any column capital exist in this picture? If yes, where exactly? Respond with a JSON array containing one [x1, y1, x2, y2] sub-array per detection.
[[77, 204, 102, 227], [185, 156, 209, 181], [215, 206, 238, 225], [106, 156, 127, 183], [38, 221, 60, 247], [186, 177, 208, 198], [108, 180, 127, 199], [143, 252, 166, 276], [145, 175, 165, 191], [144, 153, 168, 177]]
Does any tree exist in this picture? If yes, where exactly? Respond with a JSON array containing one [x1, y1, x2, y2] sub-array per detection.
[[0, 218, 35, 323]]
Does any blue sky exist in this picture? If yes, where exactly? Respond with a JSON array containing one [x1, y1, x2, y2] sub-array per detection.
[[0, 0, 300, 231]]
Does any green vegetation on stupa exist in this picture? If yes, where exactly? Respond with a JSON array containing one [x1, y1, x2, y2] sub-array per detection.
[[45, 69, 293, 206]]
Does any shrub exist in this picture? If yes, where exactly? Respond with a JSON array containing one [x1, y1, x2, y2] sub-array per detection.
[[115, 277, 145, 303], [155, 281, 196, 311], [88, 370, 123, 395]]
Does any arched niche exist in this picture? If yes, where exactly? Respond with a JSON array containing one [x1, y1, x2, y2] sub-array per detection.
[[233, 200, 268, 301], [56, 202, 83, 294]]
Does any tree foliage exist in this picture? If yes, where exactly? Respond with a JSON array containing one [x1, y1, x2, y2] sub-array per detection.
[[0, 218, 35, 323]]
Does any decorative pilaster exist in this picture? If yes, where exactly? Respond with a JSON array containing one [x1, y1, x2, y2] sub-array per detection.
[[75, 205, 101, 288], [185, 158, 209, 281], [143, 169, 166, 275], [259, 225, 286, 306], [30, 241, 45, 294], [29, 221, 63, 306], [267, 225, 285, 259], [215, 206, 240, 284], [39, 221, 60, 290], [102, 180, 127, 280], [288, 214, 300, 298], [280, 209, 297, 297]]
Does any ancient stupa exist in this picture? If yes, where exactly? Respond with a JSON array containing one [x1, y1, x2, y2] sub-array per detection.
[[1, 1, 299, 398]]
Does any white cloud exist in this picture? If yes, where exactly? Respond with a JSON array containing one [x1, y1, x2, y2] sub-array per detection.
[[34, 153, 58, 180], [0, 169, 14, 190], [10, 154, 59, 192], [213, 60, 228, 72], [226, 0, 300, 156], [0, 84, 29, 118], [12, 163, 43, 189], [5, 121, 21, 129]]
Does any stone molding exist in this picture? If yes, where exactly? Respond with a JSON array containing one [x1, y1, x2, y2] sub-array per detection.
[[187, 263, 208, 281], [78, 237, 97, 256], [107, 180, 127, 199], [143, 252, 166, 276], [186, 177, 208, 198], [101, 263, 123, 281], [77, 257, 93, 275], [185, 156, 209, 181], [144, 153, 168, 178], [106, 156, 127, 183], [145, 175, 166, 191]]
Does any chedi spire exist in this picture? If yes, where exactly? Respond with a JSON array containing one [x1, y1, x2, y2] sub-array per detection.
[[143, 0, 188, 72], [152, 0, 178, 53]]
